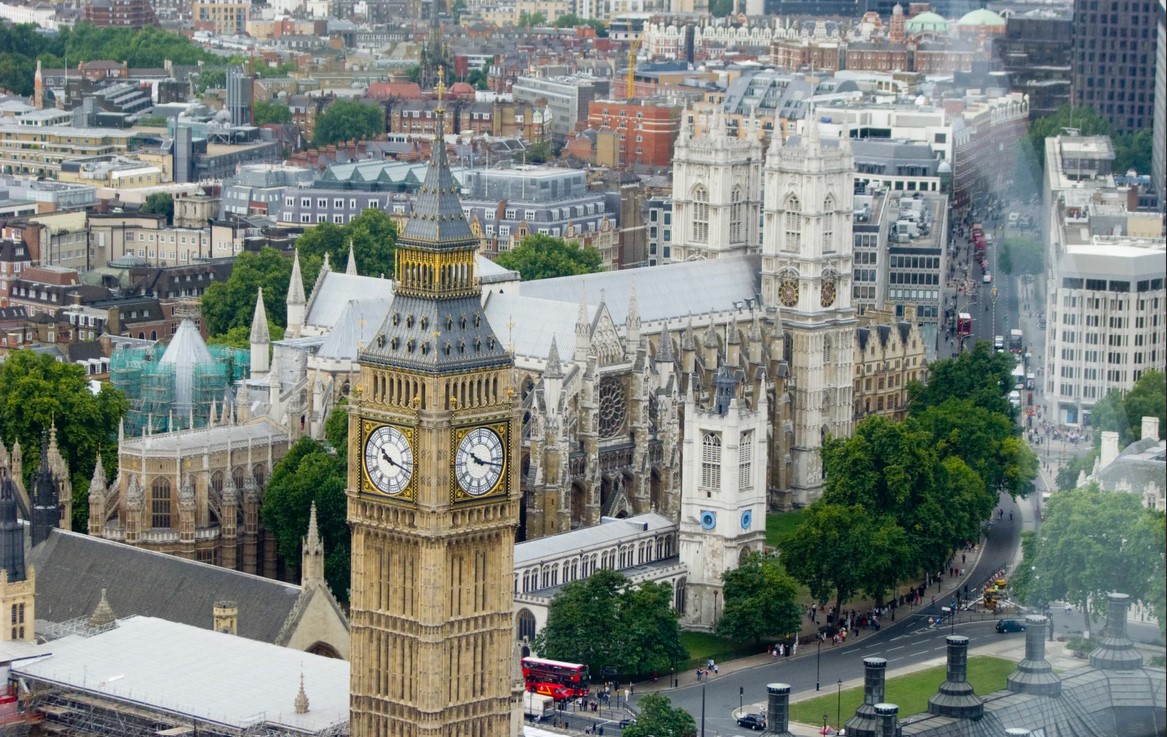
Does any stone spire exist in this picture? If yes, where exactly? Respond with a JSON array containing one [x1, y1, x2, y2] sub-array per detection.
[[625, 284, 641, 347], [88, 454, 107, 497], [656, 326, 675, 364], [287, 249, 306, 337], [89, 588, 117, 629], [31, 431, 59, 548], [0, 469, 26, 583], [574, 292, 591, 362], [346, 239, 358, 275], [545, 337, 563, 379], [250, 288, 271, 376], [301, 501, 326, 586], [294, 672, 310, 714]]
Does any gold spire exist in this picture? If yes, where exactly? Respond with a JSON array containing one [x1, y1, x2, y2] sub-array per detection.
[[435, 65, 446, 112]]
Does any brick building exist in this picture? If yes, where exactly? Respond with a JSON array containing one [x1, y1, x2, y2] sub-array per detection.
[[586, 99, 681, 168]]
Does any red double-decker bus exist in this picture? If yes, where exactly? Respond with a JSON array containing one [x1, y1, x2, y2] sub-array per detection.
[[521, 657, 591, 700], [957, 312, 973, 337]]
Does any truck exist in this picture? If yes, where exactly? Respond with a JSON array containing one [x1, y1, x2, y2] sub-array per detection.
[[523, 692, 556, 722], [1008, 329, 1024, 353]]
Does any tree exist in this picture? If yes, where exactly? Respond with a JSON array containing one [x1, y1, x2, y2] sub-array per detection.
[[466, 60, 491, 90], [294, 208, 398, 280], [999, 235, 1043, 276], [716, 551, 802, 644], [1056, 448, 1098, 491], [313, 99, 383, 147], [781, 503, 874, 616], [494, 234, 603, 280], [1014, 485, 1161, 628], [623, 693, 697, 737], [518, 10, 547, 27], [254, 99, 292, 126], [908, 342, 1016, 418], [136, 114, 168, 127], [324, 397, 349, 452], [532, 569, 686, 678], [261, 436, 350, 602], [913, 398, 1036, 498], [524, 140, 553, 164], [200, 247, 293, 337], [1148, 513, 1166, 638], [709, 0, 734, 15], [140, 192, 174, 225], [0, 350, 128, 531], [1090, 370, 1166, 447], [206, 322, 285, 349]]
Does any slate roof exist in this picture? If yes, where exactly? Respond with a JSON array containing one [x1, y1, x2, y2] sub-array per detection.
[[30, 529, 302, 644], [515, 513, 674, 566], [360, 294, 511, 373], [397, 102, 476, 247], [1094, 437, 1166, 496]]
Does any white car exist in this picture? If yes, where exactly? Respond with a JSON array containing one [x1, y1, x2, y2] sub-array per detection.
[[983, 272, 992, 283]]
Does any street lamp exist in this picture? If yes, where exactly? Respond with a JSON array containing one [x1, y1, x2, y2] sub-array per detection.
[[823, 712, 829, 735], [816, 636, 822, 691], [700, 683, 706, 737], [836, 678, 842, 732]]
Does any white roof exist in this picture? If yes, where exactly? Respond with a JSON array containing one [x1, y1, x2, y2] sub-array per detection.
[[14, 616, 349, 733], [1062, 239, 1167, 280], [484, 291, 597, 361], [518, 255, 761, 325], [515, 513, 675, 566]]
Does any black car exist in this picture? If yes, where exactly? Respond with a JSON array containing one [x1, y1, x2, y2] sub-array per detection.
[[617, 718, 636, 728], [737, 713, 767, 730], [995, 619, 1026, 633]]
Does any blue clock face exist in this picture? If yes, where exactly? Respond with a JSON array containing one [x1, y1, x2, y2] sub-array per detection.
[[700, 511, 717, 530], [741, 510, 753, 530]]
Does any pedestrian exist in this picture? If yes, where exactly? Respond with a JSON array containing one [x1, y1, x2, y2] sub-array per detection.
[[713, 664, 719, 674], [598, 727, 605, 736]]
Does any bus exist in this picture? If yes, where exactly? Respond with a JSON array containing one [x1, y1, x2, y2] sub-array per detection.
[[521, 657, 591, 700], [957, 313, 973, 337], [1008, 329, 1024, 353], [972, 224, 986, 251]]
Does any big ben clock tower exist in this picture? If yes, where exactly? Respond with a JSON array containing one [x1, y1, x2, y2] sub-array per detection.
[[348, 70, 520, 737]]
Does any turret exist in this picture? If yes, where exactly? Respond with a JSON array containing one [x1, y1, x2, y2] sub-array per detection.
[[544, 338, 563, 416], [574, 293, 591, 362], [0, 470, 26, 583], [346, 239, 358, 275], [301, 501, 326, 587], [250, 288, 271, 377], [31, 431, 59, 548], [655, 326, 675, 385], [87, 454, 107, 537], [286, 249, 307, 338], [625, 284, 641, 347]]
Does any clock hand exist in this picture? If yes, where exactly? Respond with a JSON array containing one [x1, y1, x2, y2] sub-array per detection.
[[380, 448, 401, 469]]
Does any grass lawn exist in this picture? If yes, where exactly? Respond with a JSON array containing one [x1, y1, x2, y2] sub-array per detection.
[[789, 656, 1016, 728], [679, 632, 758, 669], [766, 510, 805, 549]]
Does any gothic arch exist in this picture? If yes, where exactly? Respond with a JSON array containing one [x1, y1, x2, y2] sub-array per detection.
[[569, 483, 586, 528], [252, 463, 267, 490], [150, 477, 171, 529], [783, 194, 802, 251], [649, 470, 663, 512], [516, 608, 537, 642], [739, 547, 751, 565], [691, 185, 709, 243], [674, 576, 687, 611], [730, 185, 745, 243]]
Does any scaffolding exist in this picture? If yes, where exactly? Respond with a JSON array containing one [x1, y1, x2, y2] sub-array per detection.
[[110, 322, 249, 437]]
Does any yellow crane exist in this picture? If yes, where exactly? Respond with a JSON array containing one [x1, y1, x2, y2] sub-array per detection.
[[627, 37, 641, 99]]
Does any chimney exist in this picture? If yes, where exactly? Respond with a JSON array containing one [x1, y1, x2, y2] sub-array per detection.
[[1099, 431, 1120, 469], [1089, 592, 1143, 670], [766, 683, 793, 735], [844, 657, 887, 737], [873, 703, 898, 737], [927, 636, 983, 719], [1141, 416, 1160, 441], [1006, 615, 1060, 696], [213, 600, 239, 635]]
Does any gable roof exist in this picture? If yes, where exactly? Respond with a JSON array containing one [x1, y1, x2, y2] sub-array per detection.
[[31, 529, 302, 644]]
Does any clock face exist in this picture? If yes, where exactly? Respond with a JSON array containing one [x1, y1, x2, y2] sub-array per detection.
[[364, 425, 413, 496], [821, 278, 837, 307], [700, 511, 717, 530], [741, 510, 753, 530], [779, 277, 799, 308], [454, 426, 505, 496]]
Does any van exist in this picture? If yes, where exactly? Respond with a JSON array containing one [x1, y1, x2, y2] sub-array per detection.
[[1026, 373, 1035, 390], [1008, 390, 1021, 407]]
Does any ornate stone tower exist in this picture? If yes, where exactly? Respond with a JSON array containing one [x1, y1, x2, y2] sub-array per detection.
[[671, 106, 764, 262], [347, 70, 520, 737], [761, 116, 856, 506], [0, 470, 34, 642], [678, 365, 769, 630]]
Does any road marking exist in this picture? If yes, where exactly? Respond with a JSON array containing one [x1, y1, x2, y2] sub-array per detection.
[[886, 646, 904, 652], [888, 657, 904, 662]]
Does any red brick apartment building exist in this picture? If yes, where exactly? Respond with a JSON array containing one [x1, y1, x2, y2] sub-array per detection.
[[586, 100, 680, 168]]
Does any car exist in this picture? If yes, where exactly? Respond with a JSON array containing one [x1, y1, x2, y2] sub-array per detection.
[[618, 718, 636, 728], [996, 619, 1026, 633], [983, 271, 992, 283], [737, 713, 767, 730], [993, 335, 1005, 351]]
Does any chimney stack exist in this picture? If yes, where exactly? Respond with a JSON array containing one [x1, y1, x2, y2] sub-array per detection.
[[927, 636, 983, 719], [1089, 592, 1142, 670], [873, 703, 898, 737], [1141, 416, 1160, 441], [1099, 431, 1120, 468], [844, 657, 888, 737], [766, 683, 793, 735], [213, 600, 239, 636], [1007, 615, 1061, 696]]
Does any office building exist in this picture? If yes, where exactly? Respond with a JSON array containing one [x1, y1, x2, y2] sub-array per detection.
[[1155, 0, 1166, 207], [1072, 0, 1158, 133], [645, 196, 673, 266], [226, 65, 253, 128], [512, 76, 610, 142], [192, 0, 250, 35], [82, 0, 157, 27]]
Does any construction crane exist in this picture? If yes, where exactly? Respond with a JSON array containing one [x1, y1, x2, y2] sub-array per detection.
[[626, 37, 641, 99]]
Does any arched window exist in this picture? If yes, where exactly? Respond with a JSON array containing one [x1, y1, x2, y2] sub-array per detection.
[[738, 430, 754, 489], [252, 464, 267, 491], [730, 186, 744, 243], [783, 194, 801, 252], [232, 467, 245, 490], [150, 478, 171, 529], [691, 186, 709, 243], [517, 609, 537, 643], [210, 471, 224, 496], [823, 195, 835, 251], [823, 337, 832, 364], [701, 432, 722, 489]]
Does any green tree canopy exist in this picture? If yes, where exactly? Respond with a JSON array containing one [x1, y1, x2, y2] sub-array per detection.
[[313, 99, 383, 147], [140, 192, 174, 225], [1013, 484, 1162, 626], [324, 397, 349, 452], [206, 322, 286, 349], [254, 99, 293, 126], [201, 247, 293, 337], [294, 208, 398, 281], [532, 568, 686, 679], [716, 551, 802, 644], [518, 10, 547, 26], [908, 342, 1016, 418], [709, 0, 734, 15], [261, 436, 350, 602], [554, 14, 608, 34], [1090, 370, 1166, 448], [494, 234, 603, 280], [913, 398, 1036, 498], [782, 503, 877, 614], [623, 693, 697, 737], [0, 350, 128, 530]]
